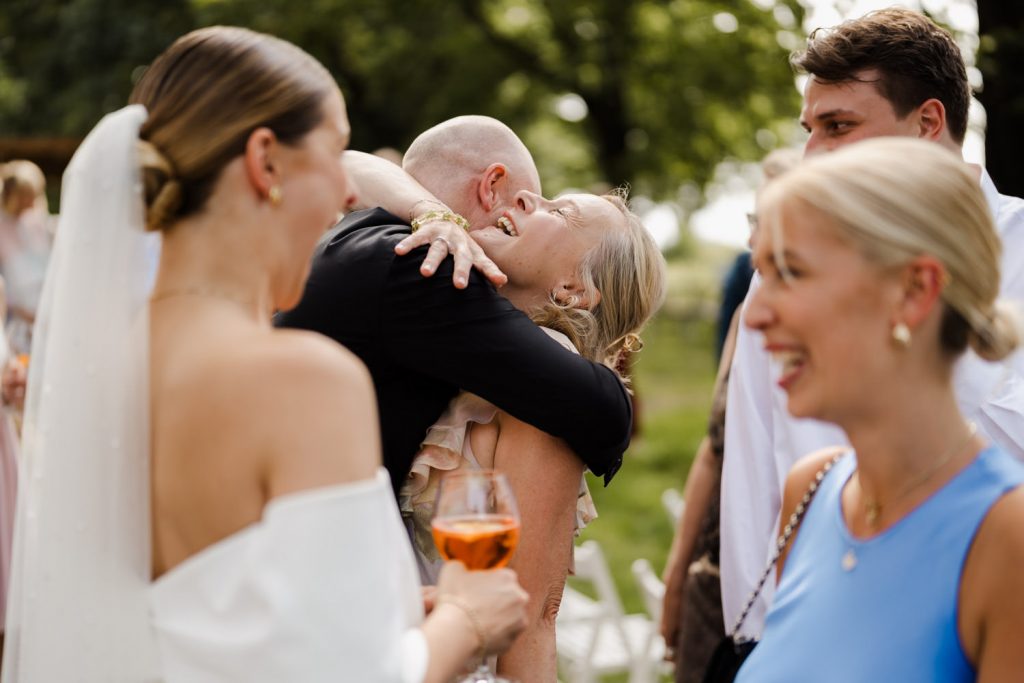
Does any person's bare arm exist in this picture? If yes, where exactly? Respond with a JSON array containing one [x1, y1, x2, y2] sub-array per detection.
[[960, 486, 1024, 682], [491, 411, 584, 682], [661, 435, 715, 648]]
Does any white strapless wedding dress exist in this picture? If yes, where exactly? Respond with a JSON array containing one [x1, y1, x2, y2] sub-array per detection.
[[150, 469, 428, 683]]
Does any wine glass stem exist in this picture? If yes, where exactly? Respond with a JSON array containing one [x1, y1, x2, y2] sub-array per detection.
[[466, 661, 495, 682]]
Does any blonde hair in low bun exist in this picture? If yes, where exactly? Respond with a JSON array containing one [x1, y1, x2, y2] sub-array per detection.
[[136, 139, 181, 231], [129, 26, 336, 231], [760, 137, 1019, 362], [969, 301, 1022, 362]]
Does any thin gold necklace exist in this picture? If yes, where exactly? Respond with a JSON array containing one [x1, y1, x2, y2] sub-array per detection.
[[149, 287, 258, 310], [855, 421, 977, 528]]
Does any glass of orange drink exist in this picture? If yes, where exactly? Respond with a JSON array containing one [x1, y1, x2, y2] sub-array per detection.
[[431, 469, 521, 682]]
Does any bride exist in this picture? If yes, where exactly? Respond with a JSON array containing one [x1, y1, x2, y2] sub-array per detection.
[[2, 26, 527, 682]]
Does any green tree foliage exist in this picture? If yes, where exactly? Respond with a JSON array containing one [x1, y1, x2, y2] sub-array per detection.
[[454, 0, 806, 195], [1, 0, 805, 199], [0, 0, 194, 135]]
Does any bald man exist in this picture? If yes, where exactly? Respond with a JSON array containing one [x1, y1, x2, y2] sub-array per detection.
[[275, 116, 633, 495]]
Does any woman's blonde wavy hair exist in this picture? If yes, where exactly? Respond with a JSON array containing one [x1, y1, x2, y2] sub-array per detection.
[[761, 137, 1019, 362], [531, 189, 667, 381], [129, 26, 336, 232]]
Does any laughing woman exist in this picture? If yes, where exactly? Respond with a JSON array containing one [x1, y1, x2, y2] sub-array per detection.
[[344, 151, 667, 682], [735, 137, 1024, 682]]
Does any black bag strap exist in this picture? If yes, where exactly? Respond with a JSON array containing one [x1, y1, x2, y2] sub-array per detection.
[[727, 448, 847, 640]]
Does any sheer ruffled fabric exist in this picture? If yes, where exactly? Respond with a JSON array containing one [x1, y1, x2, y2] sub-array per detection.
[[2, 105, 162, 682], [399, 328, 598, 585]]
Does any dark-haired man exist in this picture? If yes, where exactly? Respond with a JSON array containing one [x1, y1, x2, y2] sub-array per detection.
[[718, 7, 1024, 640]]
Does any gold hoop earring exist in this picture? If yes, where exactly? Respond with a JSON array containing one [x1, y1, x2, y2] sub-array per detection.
[[892, 322, 911, 348], [268, 185, 283, 206]]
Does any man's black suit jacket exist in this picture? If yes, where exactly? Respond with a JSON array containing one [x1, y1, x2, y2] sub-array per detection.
[[275, 208, 633, 495]]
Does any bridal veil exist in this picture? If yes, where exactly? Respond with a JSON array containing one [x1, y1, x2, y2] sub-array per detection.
[[2, 105, 161, 681]]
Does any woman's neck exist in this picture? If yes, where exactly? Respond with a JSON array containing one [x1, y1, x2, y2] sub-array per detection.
[[152, 214, 275, 323], [841, 379, 977, 533]]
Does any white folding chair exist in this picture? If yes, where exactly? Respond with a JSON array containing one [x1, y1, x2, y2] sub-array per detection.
[[556, 541, 668, 683], [631, 557, 665, 625], [661, 488, 685, 527], [631, 556, 676, 681]]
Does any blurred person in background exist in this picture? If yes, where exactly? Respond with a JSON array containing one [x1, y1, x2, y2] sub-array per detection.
[[0, 161, 52, 355], [715, 151, 801, 360]]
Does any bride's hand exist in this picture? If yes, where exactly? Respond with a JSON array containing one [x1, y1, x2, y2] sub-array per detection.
[[395, 219, 508, 290], [435, 561, 528, 656], [421, 585, 438, 614]]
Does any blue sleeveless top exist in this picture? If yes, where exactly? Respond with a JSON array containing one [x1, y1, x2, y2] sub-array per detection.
[[735, 445, 1024, 683]]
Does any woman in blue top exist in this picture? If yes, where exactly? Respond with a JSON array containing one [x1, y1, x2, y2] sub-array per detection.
[[737, 137, 1024, 682]]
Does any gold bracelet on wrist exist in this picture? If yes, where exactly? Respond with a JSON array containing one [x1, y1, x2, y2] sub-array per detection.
[[410, 209, 470, 233], [408, 198, 447, 222], [439, 594, 487, 658]]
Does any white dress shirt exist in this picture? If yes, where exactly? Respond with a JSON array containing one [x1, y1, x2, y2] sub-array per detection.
[[719, 168, 1024, 639]]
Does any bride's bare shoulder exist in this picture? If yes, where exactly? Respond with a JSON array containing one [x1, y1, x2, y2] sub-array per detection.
[[184, 327, 381, 488], [186, 326, 370, 397], [259, 327, 369, 383], [258, 329, 382, 489], [240, 328, 375, 421]]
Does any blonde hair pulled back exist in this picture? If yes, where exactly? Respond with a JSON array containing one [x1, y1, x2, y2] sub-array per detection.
[[763, 137, 1018, 362], [532, 189, 667, 378]]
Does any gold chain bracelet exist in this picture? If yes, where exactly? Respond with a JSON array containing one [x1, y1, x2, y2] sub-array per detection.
[[410, 209, 470, 233]]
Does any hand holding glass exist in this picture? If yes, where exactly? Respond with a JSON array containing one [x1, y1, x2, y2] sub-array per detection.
[[432, 470, 521, 683]]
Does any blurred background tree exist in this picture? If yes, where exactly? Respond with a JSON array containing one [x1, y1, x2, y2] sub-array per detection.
[[0, 0, 193, 135], [977, 0, 1024, 197], [0, 0, 806, 201]]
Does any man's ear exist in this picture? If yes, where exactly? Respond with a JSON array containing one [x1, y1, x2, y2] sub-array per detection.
[[553, 279, 601, 311], [896, 255, 945, 330], [476, 163, 508, 212], [914, 99, 947, 142], [244, 127, 281, 202]]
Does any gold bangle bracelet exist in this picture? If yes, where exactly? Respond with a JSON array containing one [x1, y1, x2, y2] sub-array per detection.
[[408, 198, 447, 222], [410, 209, 470, 233]]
